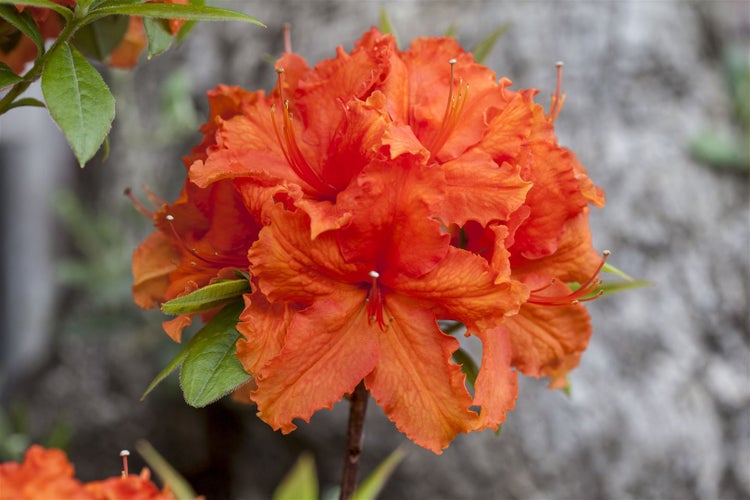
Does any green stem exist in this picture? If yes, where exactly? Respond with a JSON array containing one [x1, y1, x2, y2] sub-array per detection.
[[0, 6, 82, 115], [339, 380, 368, 500]]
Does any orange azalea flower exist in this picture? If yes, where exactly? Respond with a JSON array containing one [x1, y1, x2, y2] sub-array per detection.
[[142, 28, 606, 452], [0, 445, 174, 499]]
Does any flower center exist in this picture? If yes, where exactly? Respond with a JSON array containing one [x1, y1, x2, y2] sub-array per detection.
[[271, 68, 336, 197], [426, 58, 469, 159], [365, 270, 387, 330], [528, 250, 610, 306]]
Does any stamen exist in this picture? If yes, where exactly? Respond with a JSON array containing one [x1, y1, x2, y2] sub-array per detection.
[[162, 214, 245, 269], [124, 188, 154, 219], [365, 270, 386, 329], [528, 251, 610, 306], [120, 450, 130, 479], [547, 61, 566, 122], [283, 23, 292, 53], [271, 69, 335, 196], [426, 58, 469, 158]]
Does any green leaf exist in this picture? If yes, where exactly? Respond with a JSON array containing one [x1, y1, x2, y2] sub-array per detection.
[[180, 301, 251, 407], [0, 5, 44, 53], [568, 279, 652, 299], [444, 23, 458, 38], [41, 42, 115, 166], [0, 0, 72, 21], [352, 447, 405, 500], [378, 7, 399, 49], [7, 96, 44, 109], [161, 279, 250, 315], [136, 440, 197, 500], [471, 23, 511, 64], [143, 17, 173, 58], [175, 0, 203, 43], [72, 14, 130, 61], [601, 261, 635, 281], [0, 62, 22, 89], [452, 347, 478, 390], [273, 453, 318, 500], [90, 2, 265, 27]]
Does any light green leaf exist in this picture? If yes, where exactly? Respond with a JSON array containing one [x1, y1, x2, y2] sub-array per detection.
[[180, 302, 251, 407], [378, 7, 399, 49], [0, 62, 22, 89], [7, 96, 44, 109], [175, 0, 204, 43], [90, 2, 265, 27], [452, 347, 478, 390], [143, 17, 173, 58], [471, 23, 511, 64], [0, 5, 44, 52], [352, 447, 406, 500], [41, 42, 115, 166], [136, 440, 196, 500], [601, 262, 635, 281], [0, 0, 72, 21], [72, 14, 130, 61], [161, 279, 250, 315], [273, 453, 318, 500], [568, 279, 652, 299]]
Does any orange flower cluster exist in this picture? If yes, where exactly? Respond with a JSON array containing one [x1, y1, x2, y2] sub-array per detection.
[[133, 28, 606, 453], [0, 0, 188, 73], [0, 445, 174, 499]]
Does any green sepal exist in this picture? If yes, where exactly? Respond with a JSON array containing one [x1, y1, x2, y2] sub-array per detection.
[[0, 62, 22, 89], [0, 5, 44, 53], [71, 14, 130, 61], [89, 2, 265, 27], [143, 16, 173, 58], [452, 347, 478, 391], [273, 453, 318, 500], [41, 42, 115, 167], [471, 23, 511, 64], [179, 301, 251, 407], [352, 447, 406, 500], [136, 440, 197, 500], [0, 0, 72, 21], [161, 278, 250, 315]]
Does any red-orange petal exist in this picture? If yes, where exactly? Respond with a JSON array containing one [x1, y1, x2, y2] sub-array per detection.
[[471, 325, 518, 430], [132, 232, 180, 309], [236, 291, 297, 375], [365, 294, 478, 453]]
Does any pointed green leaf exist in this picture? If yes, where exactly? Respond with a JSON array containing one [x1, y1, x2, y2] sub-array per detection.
[[180, 302, 251, 407], [174, 0, 203, 43], [378, 7, 399, 48], [161, 279, 250, 315], [601, 262, 635, 281], [90, 3, 264, 27], [136, 440, 196, 500], [72, 14, 130, 61], [143, 17, 173, 58], [352, 447, 405, 500], [0, 5, 44, 52], [7, 96, 44, 109], [452, 347, 478, 390], [41, 42, 115, 166], [0, 62, 22, 89], [444, 23, 458, 38], [568, 279, 652, 299], [471, 23, 511, 64], [273, 453, 318, 500], [0, 0, 72, 21]]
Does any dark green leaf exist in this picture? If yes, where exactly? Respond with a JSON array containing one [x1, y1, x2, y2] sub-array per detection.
[[72, 15, 130, 61], [273, 453, 318, 500], [471, 23, 511, 64], [0, 62, 22, 89], [352, 447, 406, 500], [161, 279, 250, 315], [143, 17, 173, 58], [7, 96, 44, 109], [180, 302, 251, 407], [90, 3, 264, 26], [41, 42, 115, 166], [0, 0, 72, 21], [0, 5, 43, 52], [136, 440, 197, 500], [452, 347, 478, 390]]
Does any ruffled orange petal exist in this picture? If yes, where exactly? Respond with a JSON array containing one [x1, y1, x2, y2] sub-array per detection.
[[107, 16, 146, 69], [504, 294, 592, 387], [471, 325, 518, 430], [437, 151, 531, 227], [477, 87, 535, 164], [161, 315, 192, 343], [365, 294, 477, 453], [132, 231, 179, 309], [251, 290, 378, 433], [236, 291, 297, 375]]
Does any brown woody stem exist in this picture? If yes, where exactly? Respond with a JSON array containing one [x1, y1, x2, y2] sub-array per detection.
[[339, 380, 368, 500]]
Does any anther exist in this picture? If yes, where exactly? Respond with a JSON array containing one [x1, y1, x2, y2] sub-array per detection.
[[120, 450, 130, 478], [165, 214, 174, 221], [124, 187, 154, 219]]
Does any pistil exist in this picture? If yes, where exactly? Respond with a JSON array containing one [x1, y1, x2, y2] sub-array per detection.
[[365, 270, 386, 329]]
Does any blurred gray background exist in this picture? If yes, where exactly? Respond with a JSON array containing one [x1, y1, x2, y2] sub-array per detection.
[[0, 1, 748, 499]]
